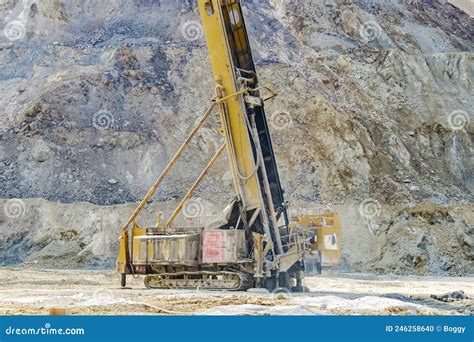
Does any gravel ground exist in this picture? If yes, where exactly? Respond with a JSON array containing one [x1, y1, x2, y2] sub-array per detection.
[[0, 268, 471, 315]]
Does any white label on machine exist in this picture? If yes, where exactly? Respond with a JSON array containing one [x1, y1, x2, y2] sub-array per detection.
[[324, 233, 338, 250]]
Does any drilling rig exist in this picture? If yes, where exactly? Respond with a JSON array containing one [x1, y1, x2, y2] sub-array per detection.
[[117, 0, 340, 291]]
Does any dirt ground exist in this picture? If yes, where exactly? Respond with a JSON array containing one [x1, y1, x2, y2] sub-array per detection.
[[0, 268, 472, 315]]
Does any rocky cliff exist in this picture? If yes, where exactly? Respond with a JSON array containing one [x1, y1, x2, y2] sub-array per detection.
[[0, 0, 472, 275]]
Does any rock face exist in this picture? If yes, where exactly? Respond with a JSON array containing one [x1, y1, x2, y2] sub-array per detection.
[[0, 0, 472, 274]]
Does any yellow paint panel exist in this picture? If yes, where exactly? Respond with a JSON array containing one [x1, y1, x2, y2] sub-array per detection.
[[117, 230, 128, 273], [294, 213, 341, 267]]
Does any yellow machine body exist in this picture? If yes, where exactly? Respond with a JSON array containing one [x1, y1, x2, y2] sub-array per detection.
[[290, 213, 341, 268]]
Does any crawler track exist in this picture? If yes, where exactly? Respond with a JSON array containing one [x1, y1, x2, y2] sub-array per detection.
[[144, 271, 254, 290]]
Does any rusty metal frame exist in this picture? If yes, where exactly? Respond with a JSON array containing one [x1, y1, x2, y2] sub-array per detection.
[[164, 143, 226, 228], [121, 102, 217, 231]]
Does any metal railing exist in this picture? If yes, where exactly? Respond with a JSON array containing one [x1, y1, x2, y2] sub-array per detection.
[[280, 226, 314, 253]]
